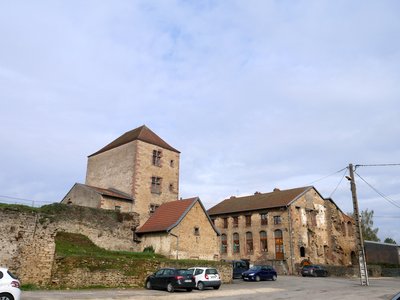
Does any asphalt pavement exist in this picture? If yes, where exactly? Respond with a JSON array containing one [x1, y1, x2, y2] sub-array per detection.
[[22, 276, 400, 300]]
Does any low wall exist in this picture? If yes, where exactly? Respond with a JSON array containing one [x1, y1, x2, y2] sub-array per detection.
[[51, 257, 232, 288]]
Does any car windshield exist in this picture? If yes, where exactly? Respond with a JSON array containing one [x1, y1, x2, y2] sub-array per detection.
[[249, 266, 262, 271], [177, 269, 192, 276]]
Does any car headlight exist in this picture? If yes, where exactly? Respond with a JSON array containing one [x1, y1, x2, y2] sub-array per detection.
[[248, 273, 255, 276]]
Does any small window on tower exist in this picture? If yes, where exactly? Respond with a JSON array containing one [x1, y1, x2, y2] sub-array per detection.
[[170, 160, 174, 167], [149, 204, 159, 214]]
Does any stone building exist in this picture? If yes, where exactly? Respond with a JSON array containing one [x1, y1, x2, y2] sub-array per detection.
[[207, 186, 356, 274], [62, 125, 180, 225], [136, 197, 220, 260]]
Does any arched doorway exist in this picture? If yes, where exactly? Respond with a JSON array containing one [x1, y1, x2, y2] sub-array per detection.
[[351, 251, 357, 265], [274, 229, 284, 260]]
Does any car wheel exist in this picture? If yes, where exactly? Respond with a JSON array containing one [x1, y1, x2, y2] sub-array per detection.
[[213, 285, 221, 290], [186, 288, 193, 292], [272, 275, 277, 281], [198, 281, 205, 290], [255, 275, 261, 282], [167, 282, 174, 293], [0, 293, 14, 300], [145, 280, 152, 290], [313, 272, 318, 277]]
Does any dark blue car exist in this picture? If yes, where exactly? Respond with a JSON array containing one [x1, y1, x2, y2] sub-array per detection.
[[241, 265, 277, 282]]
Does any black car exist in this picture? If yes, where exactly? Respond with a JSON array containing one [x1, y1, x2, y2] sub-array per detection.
[[145, 268, 196, 292], [301, 265, 328, 277], [241, 265, 277, 281]]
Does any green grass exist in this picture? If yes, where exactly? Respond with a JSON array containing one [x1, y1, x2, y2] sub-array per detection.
[[55, 232, 164, 259]]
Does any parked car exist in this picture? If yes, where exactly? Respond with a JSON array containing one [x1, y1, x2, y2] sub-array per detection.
[[225, 260, 249, 279], [145, 268, 196, 293], [391, 291, 400, 300], [188, 267, 221, 290], [241, 265, 277, 282], [0, 267, 21, 300], [301, 265, 328, 277]]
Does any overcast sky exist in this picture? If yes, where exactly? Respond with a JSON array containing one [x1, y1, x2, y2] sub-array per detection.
[[1, 1, 399, 243]]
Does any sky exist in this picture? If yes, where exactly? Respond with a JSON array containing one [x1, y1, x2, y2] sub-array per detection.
[[1, 1, 399, 243]]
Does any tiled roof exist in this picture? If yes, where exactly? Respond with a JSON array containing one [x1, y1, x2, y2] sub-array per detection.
[[89, 125, 180, 157], [136, 197, 198, 234], [79, 183, 133, 201], [207, 186, 313, 216]]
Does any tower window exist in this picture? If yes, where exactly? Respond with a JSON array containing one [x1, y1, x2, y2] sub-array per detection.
[[152, 150, 162, 166], [149, 204, 159, 214], [151, 176, 162, 194]]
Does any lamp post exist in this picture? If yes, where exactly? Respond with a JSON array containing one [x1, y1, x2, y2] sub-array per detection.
[[347, 163, 369, 286]]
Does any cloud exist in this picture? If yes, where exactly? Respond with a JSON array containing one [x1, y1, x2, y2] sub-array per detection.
[[0, 0, 399, 242]]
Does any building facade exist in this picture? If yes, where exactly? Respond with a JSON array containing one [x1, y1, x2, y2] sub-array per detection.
[[207, 187, 356, 274], [62, 125, 180, 225], [136, 197, 220, 260]]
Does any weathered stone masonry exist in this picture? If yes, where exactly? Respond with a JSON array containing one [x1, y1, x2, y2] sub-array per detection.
[[0, 205, 139, 286]]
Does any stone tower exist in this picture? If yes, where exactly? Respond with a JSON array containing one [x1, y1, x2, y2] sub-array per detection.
[[85, 125, 180, 224]]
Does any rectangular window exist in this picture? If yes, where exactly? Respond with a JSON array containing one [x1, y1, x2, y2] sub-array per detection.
[[149, 204, 159, 214], [233, 216, 239, 228], [152, 150, 162, 166], [245, 215, 252, 227], [194, 227, 200, 236], [151, 176, 162, 194], [223, 217, 228, 229], [274, 216, 281, 225], [260, 213, 268, 225]]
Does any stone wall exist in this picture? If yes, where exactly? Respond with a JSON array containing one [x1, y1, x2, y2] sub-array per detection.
[[0, 204, 139, 286], [51, 257, 232, 288]]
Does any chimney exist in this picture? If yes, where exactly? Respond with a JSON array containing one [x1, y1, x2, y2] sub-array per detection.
[[273, 188, 280, 192]]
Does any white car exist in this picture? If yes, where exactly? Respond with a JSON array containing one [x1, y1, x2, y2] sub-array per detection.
[[0, 267, 21, 300], [188, 267, 221, 290]]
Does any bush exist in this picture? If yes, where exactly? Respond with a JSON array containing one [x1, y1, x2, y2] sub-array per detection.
[[143, 246, 155, 253]]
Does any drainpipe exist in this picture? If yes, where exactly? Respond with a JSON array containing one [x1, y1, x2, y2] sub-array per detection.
[[169, 232, 179, 260], [287, 206, 295, 275]]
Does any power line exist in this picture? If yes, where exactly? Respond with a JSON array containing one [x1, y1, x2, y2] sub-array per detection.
[[308, 167, 348, 185], [329, 168, 348, 198], [354, 171, 400, 209], [356, 163, 400, 168]]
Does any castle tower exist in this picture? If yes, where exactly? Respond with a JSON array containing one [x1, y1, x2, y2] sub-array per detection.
[[85, 125, 180, 224]]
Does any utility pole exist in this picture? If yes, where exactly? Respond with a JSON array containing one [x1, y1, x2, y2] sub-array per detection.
[[347, 163, 369, 286]]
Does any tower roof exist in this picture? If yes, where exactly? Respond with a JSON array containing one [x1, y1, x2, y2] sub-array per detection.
[[89, 125, 180, 157]]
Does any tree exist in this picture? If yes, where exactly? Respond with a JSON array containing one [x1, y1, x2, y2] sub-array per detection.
[[349, 209, 380, 242], [384, 237, 397, 244], [359, 209, 380, 242]]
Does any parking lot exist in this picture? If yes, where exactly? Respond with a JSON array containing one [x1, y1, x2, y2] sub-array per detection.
[[23, 276, 400, 300]]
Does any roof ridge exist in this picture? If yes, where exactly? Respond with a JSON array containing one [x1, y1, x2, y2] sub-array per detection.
[[88, 125, 180, 157]]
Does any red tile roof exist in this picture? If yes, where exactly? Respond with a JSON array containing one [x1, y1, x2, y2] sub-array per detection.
[[207, 186, 313, 216], [136, 197, 198, 234], [89, 125, 180, 157], [136, 197, 219, 235]]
